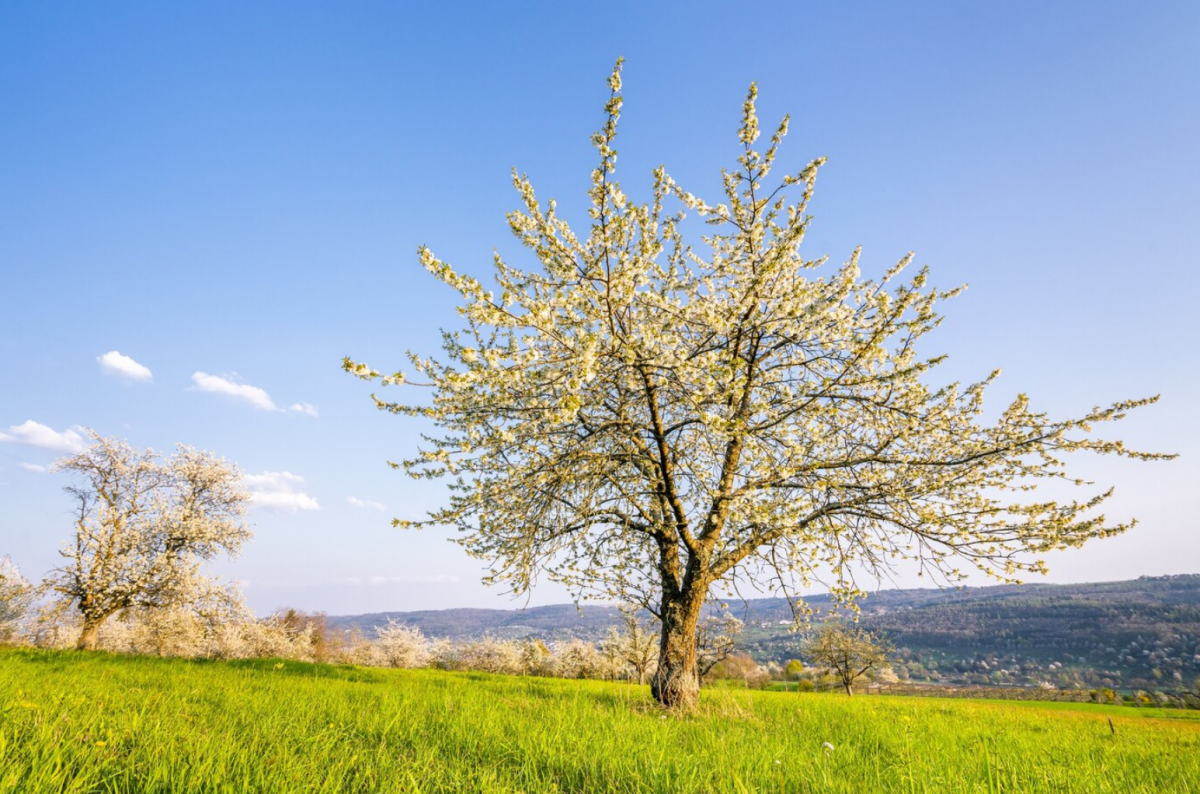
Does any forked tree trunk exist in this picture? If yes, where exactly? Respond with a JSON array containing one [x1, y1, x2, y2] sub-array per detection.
[[76, 618, 102, 651], [651, 593, 704, 709]]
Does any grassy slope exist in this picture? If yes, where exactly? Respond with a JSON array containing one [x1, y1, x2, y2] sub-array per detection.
[[1, 650, 1197, 793]]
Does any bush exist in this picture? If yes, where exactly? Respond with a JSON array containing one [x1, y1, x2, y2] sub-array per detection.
[[370, 621, 430, 668]]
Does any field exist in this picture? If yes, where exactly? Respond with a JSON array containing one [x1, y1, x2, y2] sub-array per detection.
[[1, 650, 1197, 793]]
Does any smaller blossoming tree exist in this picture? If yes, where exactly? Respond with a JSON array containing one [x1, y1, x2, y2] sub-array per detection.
[[47, 433, 251, 650], [601, 604, 659, 685], [0, 556, 32, 643], [372, 620, 431, 668], [803, 621, 892, 696]]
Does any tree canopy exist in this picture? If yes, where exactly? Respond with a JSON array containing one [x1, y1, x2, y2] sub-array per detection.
[[346, 60, 1172, 707]]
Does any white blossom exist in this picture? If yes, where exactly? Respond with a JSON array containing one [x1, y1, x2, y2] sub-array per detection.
[[346, 61, 1173, 709]]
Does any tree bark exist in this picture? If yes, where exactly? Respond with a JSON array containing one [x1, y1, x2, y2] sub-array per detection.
[[651, 592, 703, 709], [76, 618, 102, 651]]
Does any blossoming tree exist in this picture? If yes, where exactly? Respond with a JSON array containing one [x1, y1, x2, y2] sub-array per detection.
[[803, 621, 892, 696], [48, 433, 251, 650], [346, 61, 1172, 708], [601, 604, 659, 685], [0, 556, 32, 643]]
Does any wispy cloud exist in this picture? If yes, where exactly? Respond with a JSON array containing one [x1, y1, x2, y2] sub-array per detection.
[[18, 462, 48, 473], [347, 496, 386, 511], [290, 402, 319, 417], [97, 351, 153, 382], [192, 372, 276, 411], [0, 421, 87, 453], [244, 471, 320, 512]]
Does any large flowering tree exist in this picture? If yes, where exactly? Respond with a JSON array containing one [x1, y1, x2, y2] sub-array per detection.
[[48, 433, 251, 650], [346, 61, 1172, 708]]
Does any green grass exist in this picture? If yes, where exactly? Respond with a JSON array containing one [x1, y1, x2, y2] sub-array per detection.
[[762, 682, 1200, 721], [1, 649, 1197, 793], [961, 697, 1200, 721]]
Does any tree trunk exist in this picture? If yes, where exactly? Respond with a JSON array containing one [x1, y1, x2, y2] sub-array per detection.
[[76, 618, 102, 651], [651, 593, 703, 709], [843, 680, 854, 696]]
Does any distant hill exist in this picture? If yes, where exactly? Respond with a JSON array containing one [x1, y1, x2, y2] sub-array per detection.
[[329, 574, 1200, 690], [739, 574, 1200, 691]]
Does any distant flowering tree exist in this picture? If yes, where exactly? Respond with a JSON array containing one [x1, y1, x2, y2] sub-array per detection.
[[346, 61, 1173, 708], [554, 638, 607, 679], [601, 604, 658, 685], [803, 622, 892, 696], [453, 637, 525, 675], [372, 620, 431, 668], [713, 652, 769, 688], [696, 613, 743, 679], [519, 638, 555, 676], [46, 433, 251, 650], [0, 556, 33, 643]]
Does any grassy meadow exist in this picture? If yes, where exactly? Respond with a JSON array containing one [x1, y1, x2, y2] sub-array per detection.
[[1, 649, 1197, 793]]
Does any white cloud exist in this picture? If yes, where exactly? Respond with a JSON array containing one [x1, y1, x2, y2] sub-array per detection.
[[18, 462, 48, 473], [347, 496, 386, 511], [97, 351, 153, 382], [290, 402, 319, 417], [0, 421, 87, 453], [192, 372, 277, 411], [245, 471, 320, 512]]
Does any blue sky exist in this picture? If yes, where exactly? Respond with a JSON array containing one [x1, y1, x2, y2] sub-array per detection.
[[1, 1, 1197, 615]]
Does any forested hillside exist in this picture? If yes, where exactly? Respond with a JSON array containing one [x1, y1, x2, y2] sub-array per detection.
[[742, 575, 1200, 690], [330, 575, 1200, 691]]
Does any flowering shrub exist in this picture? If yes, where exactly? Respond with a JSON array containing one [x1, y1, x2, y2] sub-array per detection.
[[369, 621, 431, 668]]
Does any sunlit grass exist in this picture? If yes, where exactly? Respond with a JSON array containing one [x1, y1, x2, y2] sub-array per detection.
[[1, 648, 1196, 793]]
